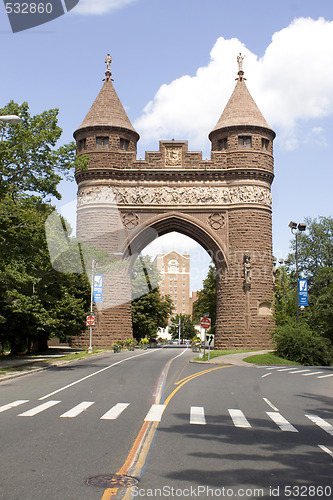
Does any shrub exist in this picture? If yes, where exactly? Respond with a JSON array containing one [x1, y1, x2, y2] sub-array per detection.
[[273, 322, 333, 366]]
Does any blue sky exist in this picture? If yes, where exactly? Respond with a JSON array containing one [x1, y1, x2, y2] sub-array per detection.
[[1, 0, 333, 291]]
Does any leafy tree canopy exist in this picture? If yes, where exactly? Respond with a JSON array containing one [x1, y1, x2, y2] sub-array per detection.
[[169, 314, 197, 340], [0, 101, 88, 201], [131, 255, 172, 341], [192, 264, 216, 333]]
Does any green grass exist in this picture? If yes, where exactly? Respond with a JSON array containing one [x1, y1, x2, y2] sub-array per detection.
[[244, 353, 301, 365], [193, 349, 256, 362]]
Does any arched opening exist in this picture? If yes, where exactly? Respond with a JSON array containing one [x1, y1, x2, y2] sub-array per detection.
[[125, 214, 228, 343]]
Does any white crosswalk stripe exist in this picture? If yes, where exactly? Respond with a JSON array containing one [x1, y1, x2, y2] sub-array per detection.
[[305, 414, 333, 436], [0, 400, 29, 413], [60, 401, 95, 418], [228, 409, 252, 428], [100, 403, 130, 420], [266, 411, 298, 432], [190, 406, 206, 425], [18, 400, 61, 417], [144, 404, 166, 422]]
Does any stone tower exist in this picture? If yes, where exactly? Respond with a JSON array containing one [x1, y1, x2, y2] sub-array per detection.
[[208, 58, 276, 348], [72, 54, 275, 349]]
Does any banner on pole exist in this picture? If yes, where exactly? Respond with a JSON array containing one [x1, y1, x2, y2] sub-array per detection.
[[93, 275, 103, 303]]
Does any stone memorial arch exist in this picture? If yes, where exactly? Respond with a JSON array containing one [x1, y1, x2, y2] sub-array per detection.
[[72, 54, 275, 349]]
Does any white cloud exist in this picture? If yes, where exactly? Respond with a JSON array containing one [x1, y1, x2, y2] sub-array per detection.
[[75, 0, 138, 15], [134, 17, 333, 151]]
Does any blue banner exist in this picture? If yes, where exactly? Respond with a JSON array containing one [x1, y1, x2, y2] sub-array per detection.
[[299, 278, 308, 307], [93, 275, 103, 303]]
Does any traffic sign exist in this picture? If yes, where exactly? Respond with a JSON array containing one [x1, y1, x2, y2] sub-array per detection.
[[200, 317, 211, 329], [205, 333, 215, 348], [86, 315, 95, 326]]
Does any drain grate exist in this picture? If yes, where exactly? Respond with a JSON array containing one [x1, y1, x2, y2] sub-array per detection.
[[86, 473, 139, 489]]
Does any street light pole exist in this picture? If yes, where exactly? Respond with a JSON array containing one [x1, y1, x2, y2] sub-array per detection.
[[88, 259, 96, 353], [289, 221, 306, 324]]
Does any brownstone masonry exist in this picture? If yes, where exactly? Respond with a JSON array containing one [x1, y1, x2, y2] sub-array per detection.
[[71, 57, 275, 349]]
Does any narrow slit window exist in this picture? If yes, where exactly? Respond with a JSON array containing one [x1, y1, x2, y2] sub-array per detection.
[[120, 138, 129, 151], [218, 138, 228, 150], [96, 136, 109, 148], [238, 136, 252, 148], [262, 138, 269, 150]]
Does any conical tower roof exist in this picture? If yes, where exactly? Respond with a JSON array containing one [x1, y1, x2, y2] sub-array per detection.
[[209, 56, 274, 137], [75, 55, 139, 140]]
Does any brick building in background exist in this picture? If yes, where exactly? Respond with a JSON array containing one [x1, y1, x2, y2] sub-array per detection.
[[155, 251, 191, 316], [72, 54, 275, 349]]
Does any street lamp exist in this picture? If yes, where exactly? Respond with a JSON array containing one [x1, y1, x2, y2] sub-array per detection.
[[0, 115, 22, 124], [289, 221, 307, 323], [0, 115, 22, 141]]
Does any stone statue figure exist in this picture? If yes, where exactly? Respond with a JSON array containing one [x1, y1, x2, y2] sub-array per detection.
[[243, 253, 252, 287], [237, 53, 245, 73], [105, 53, 112, 71]]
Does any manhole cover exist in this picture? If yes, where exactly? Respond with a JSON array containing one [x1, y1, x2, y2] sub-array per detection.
[[86, 473, 139, 488]]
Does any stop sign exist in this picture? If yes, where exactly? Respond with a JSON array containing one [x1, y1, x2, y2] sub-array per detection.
[[200, 317, 211, 329], [86, 315, 95, 326]]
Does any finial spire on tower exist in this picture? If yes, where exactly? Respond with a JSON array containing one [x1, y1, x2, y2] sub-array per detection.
[[237, 53, 246, 81], [104, 53, 113, 81]]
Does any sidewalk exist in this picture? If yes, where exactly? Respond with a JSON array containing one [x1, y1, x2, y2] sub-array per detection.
[[0, 347, 87, 381], [195, 350, 273, 366]]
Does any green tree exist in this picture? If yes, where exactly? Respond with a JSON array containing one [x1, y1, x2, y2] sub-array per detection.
[[0, 101, 90, 354], [285, 216, 333, 344], [131, 256, 172, 341], [0, 195, 90, 354], [169, 314, 197, 340], [192, 264, 216, 333], [274, 265, 296, 326], [0, 101, 87, 201]]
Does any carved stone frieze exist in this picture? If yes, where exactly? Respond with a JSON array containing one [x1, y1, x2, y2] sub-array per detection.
[[77, 185, 272, 207]]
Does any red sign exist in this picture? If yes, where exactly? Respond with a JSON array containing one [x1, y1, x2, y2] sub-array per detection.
[[86, 315, 95, 326], [200, 317, 211, 329]]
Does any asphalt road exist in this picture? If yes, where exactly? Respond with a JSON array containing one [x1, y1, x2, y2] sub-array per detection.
[[0, 346, 332, 500]]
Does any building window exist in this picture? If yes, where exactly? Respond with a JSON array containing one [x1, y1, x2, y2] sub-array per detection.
[[96, 136, 109, 148], [238, 136, 252, 148], [120, 138, 129, 151], [78, 138, 86, 151], [168, 260, 179, 273], [182, 264, 186, 272], [218, 138, 228, 150], [262, 138, 269, 150]]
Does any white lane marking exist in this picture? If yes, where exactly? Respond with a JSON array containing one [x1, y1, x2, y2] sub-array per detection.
[[263, 398, 279, 412], [303, 371, 323, 376], [318, 445, 333, 459], [60, 401, 94, 418], [289, 369, 311, 374], [266, 412, 298, 432], [228, 409, 252, 428], [0, 400, 29, 413], [277, 368, 297, 372], [268, 367, 285, 370], [100, 403, 130, 420], [18, 400, 61, 417], [261, 373, 271, 378], [318, 374, 333, 379], [305, 414, 333, 436], [39, 350, 156, 400], [144, 404, 166, 422], [190, 406, 206, 425]]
